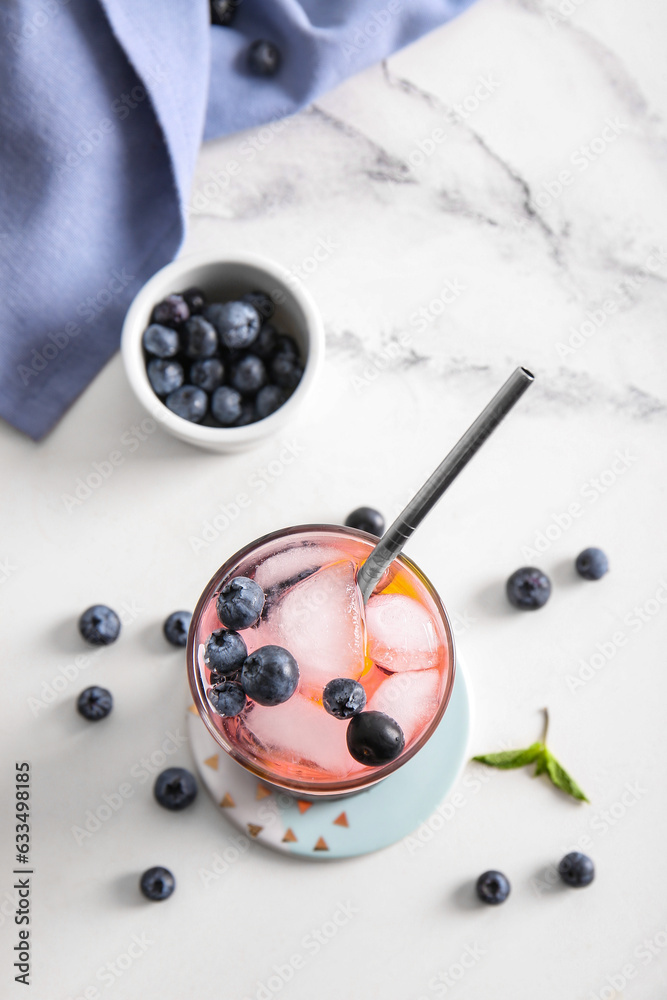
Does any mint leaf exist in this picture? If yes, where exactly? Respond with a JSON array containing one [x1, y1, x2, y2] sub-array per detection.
[[532, 750, 548, 777], [542, 750, 589, 803], [473, 742, 544, 769]]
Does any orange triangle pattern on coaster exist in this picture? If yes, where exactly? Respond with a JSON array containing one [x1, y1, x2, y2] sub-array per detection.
[[204, 754, 219, 770], [188, 704, 199, 715], [282, 828, 297, 843], [313, 837, 329, 851], [297, 800, 312, 814], [333, 812, 349, 827], [219, 793, 235, 808], [256, 784, 272, 800], [247, 823, 263, 838]]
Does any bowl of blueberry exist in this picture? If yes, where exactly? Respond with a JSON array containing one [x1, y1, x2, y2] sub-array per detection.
[[121, 251, 324, 451]]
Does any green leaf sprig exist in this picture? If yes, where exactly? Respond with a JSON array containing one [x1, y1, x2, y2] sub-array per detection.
[[472, 709, 589, 803]]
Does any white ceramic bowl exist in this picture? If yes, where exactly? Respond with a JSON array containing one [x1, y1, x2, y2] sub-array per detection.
[[121, 251, 324, 452]]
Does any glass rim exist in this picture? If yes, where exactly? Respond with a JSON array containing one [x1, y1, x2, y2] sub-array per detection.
[[187, 523, 457, 797]]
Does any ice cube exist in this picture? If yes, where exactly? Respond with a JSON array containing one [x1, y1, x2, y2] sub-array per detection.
[[238, 693, 357, 777], [269, 560, 366, 689], [365, 594, 442, 672], [254, 545, 342, 592], [366, 668, 442, 745]]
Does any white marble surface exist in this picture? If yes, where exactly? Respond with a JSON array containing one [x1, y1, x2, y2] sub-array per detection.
[[3, 0, 667, 996]]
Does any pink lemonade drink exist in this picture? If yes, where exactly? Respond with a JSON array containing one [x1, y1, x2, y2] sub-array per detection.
[[188, 525, 455, 797]]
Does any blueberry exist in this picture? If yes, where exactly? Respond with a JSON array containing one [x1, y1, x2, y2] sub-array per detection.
[[323, 678, 366, 719], [506, 567, 551, 610], [211, 385, 242, 425], [241, 645, 299, 706], [190, 358, 224, 393], [248, 39, 282, 77], [140, 866, 175, 901], [151, 294, 189, 327], [182, 287, 206, 314], [184, 316, 218, 359], [142, 323, 180, 358], [558, 852, 595, 888], [163, 611, 192, 647], [77, 686, 113, 721], [273, 334, 299, 358], [165, 385, 208, 423], [231, 354, 266, 394], [236, 401, 256, 426], [345, 506, 385, 537], [346, 711, 405, 766], [204, 628, 247, 676], [575, 548, 609, 581], [204, 301, 261, 349], [476, 870, 511, 905], [253, 323, 279, 359], [210, 0, 239, 26], [154, 767, 197, 811], [209, 680, 247, 717], [147, 358, 184, 396], [242, 290, 274, 320], [78, 605, 121, 646], [217, 577, 265, 629], [270, 353, 303, 390], [255, 385, 285, 419]]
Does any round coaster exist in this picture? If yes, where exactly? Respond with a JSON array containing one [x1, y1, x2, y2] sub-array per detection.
[[187, 658, 472, 858]]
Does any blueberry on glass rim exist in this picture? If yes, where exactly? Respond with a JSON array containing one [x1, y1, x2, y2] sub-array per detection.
[[345, 506, 385, 537], [241, 645, 299, 706], [204, 628, 248, 677], [140, 866, 175, 901], [575, 547, 609, 581], [154, 767, 198, 811], [346, 711, 405, 766], [78, 605, 121, 646], [216, 577, 265, 629], [77, 686, 113, 721], [209, 680, 247, 717], [163, 611, 192, 647], [476, 870, 511, 905], [506, 567, 551, 610], [558, 852, 595, 887], [323, 678, 367, 719]]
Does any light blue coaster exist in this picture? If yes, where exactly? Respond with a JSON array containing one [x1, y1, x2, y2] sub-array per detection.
[[188, 658, 472, 858]]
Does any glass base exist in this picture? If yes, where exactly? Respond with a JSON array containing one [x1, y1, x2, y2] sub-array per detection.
[[186, 656, 472, 859]]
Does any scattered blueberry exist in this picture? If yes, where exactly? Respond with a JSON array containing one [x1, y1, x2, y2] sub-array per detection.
[[147, 358, 184, 396], [184, 316, 218, 359], [575, 548, 609, 581], [142, 323, 180, 358], [77, 686, 113, 721], [208, 680, 247, 717], [190, 358, 224, 393], [211, 385, 243, 426], [217, 577, 265, 629], [154, 767, 198, 811], [346, 711, 405, 766], [247, 39, 282, 77], [205, 301, 261, 349], [78, 605, 121, 646], [506, 567, 551, 610], [165, 385, 208, 423], [253, 322, 279, 359], [558, 852, 595, 888], [151, 294, 189, 327], [255, 385, 285, 419], [323, 678, 367, 719], [210, 0, 239, 26], [182, 287, 206, 314], [140, 866, 175, 901], [345, 507, 385, 537], [163, 611, 192, 647], [476, 870, 511, 905], [242, 290, 274, 320], [271, 353, 303, 390], [204, 628, 248, 676], [241, 645, 299, 706], [231, 355, 266, 394]]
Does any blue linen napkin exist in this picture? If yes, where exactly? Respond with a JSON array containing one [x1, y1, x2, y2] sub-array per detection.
[[0, 0, 477, 440]]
